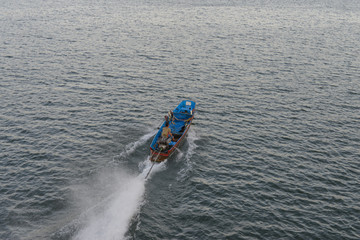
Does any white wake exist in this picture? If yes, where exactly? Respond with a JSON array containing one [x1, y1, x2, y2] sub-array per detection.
[[71, 131, 166, 240], [65, 129, 197, 240], [73, 171, 145, 240]]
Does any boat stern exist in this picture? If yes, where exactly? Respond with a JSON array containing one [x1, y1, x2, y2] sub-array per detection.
[[150, 149, 169, 162]]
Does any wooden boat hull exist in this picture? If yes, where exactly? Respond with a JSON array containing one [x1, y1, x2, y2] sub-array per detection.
[[150, 100, 195, 162]]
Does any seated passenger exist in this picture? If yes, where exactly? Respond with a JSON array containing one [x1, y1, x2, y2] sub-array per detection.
[[159, 122, 174, 145]]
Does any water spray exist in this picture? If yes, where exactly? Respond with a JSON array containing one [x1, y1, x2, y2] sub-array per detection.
[[145, 152, 161, 179]]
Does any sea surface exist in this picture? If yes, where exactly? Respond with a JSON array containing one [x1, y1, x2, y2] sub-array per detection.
[[1, 0, 360, 239]]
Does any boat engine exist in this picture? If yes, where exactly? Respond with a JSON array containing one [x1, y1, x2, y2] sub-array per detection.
[[158, 143, 167, 151]]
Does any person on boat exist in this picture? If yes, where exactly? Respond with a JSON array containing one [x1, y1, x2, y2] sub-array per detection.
[[168, 110, 174, 123], [160, 122, 174, 145]]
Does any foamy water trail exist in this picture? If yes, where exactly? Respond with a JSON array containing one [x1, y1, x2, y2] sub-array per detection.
[[73, 172, 145, 240], [60, 129, 194, 240], [139, 156, 168, 180], [69, 131, 167, 240], [71, 159, 167, 240]]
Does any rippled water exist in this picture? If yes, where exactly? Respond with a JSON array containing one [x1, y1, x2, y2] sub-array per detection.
[[1, 0, 360, 239]]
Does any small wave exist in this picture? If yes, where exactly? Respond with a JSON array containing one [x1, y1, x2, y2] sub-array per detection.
[[176, 129, 199, 182], [113, 129, 157, 161]]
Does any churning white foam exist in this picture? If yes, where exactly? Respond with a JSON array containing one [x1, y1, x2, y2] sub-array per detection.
[[73, 170, 145, 240], [139, 156, 168, 180], [66, 128, 195, 240], [71, 131, 167, 240]]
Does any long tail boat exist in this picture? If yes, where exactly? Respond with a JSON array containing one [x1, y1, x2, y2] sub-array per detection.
[[150, 100, 196, 162]]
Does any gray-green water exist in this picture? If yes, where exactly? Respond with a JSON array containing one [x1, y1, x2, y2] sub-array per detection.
[[1, 0, 359, 239]]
